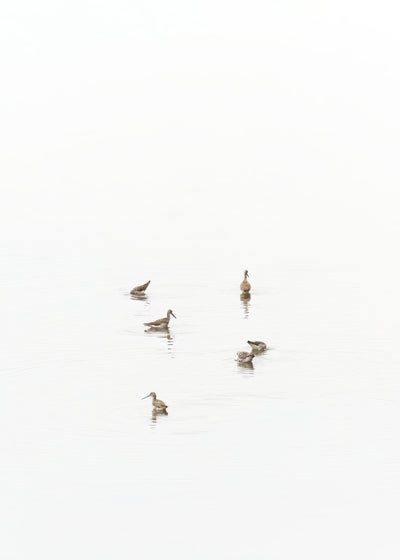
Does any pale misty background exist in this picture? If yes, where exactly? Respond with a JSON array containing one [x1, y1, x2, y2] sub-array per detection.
[[1, 1, 400, 559]]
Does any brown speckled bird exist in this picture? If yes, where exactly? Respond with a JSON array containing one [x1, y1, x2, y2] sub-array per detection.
[[240, 270, 251, 294], [130, 280, 151, 295], [144, 309, 176, 328], [142, 392, 168, 411], [247, 340, 267, 352], [236, 351, 255, 363]]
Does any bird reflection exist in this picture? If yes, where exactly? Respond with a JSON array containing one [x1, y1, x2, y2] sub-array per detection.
[[144, 326, 174, 353], [130, 292, 148, 301], [167, 333, 174, 354], [240, 292, 251, 318], [237, 361, 254, 372], [144, 325, 173, 338]]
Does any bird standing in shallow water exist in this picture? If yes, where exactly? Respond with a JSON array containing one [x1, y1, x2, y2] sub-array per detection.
[[247, 340, 267, 352], [236, 351, 255, 363], [142, 392, 168, 411], [144, 309, 176, 328], [240, 270, 251, 294], [130, 280, 151, 295]]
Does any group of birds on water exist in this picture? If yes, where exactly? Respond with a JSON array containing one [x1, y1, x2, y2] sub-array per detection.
[[131, 269, 268, 415]]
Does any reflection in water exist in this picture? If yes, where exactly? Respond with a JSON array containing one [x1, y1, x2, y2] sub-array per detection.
[[167, 333, 174, 355], [130, 292, 148, 301], [144, 326, 174, 354], [240, 292, 251, 318], [150, 408, 169, 427], [237, 361, 254, 372], [144, 325, 172, 337]]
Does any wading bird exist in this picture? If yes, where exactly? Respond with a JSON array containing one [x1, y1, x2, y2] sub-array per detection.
[[130, 280, 151, 295], [240, 270, 251, 294], [142, 392, 168, 412], [144, 309, 176, 328], [247, 340, 267, 352], [236, 351, 255, 364]]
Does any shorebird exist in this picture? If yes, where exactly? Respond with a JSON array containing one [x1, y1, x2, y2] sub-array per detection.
[[142, 392, 168, 411], [247, 340, 267, 352], [236, 351, 255, 364], [130, 280, 151, 295], [144, 309, 176, 328], [240, 270, 251, 294]]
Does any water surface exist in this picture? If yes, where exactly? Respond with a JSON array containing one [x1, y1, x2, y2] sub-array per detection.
[[1, 229, 399, 559]]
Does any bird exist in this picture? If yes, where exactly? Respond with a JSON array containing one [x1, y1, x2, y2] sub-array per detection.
[[247, 340, 267, 352], [236, 351, 255, 363], [144, 309, 176, 328], [240, 270, 251, 294], [142, 392, 168, 412], [130, 280, 151, 295]]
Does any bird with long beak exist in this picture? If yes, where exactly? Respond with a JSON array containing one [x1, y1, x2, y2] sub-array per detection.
[[144, 309, 176, 328], [142, 392, 168, 411], [240, 270, 251, 294]]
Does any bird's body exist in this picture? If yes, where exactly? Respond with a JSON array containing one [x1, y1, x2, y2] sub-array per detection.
[[144, 309, 176, 328], [236, 351, 255, 363], [142, 392, 168, 411], [240, 270, 251, 293], [247, 340, 267, 352], [130, 280, 151, 295]]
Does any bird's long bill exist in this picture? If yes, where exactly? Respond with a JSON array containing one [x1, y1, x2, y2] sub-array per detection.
[[141, 394, 151, 399], [171, 312, 176, 318]]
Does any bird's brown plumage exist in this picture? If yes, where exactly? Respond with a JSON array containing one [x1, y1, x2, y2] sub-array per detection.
[[247, 340, 267, 352], [236, 351, 255, 363], [144, 309, 176, 328], [142, 392, 168, 410], [130, 280, 151, 294], [240, 270, 251, 293]]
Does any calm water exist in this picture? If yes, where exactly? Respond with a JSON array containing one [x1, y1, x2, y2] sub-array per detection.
[[2, 3, 400, 553], [1, 200, 400, 559]]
